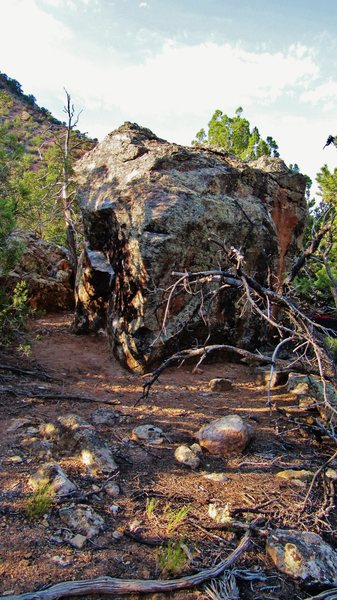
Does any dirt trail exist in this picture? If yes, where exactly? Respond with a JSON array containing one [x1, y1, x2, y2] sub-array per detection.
[[0, 313, 335, 599]]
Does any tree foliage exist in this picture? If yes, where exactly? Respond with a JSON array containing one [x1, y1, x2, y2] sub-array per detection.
[[292, 164, 337, 310], [0, 123, 24, 274], [192, 107, 279, 160]]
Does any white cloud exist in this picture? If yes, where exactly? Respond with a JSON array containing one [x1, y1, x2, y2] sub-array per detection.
[[300, 80, 337, 109], [0, 0, 334, 187], [139, 2, 149, 7]]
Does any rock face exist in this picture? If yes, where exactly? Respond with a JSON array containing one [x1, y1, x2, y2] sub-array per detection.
[[2, 229, 73, 312], [74, 122, 307, 373]]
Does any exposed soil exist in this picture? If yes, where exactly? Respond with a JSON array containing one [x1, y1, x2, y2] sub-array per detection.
[[0, 313, 336, 600]]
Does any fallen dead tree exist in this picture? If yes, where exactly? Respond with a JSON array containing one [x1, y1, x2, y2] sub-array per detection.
[[142, 242, 337, 439]]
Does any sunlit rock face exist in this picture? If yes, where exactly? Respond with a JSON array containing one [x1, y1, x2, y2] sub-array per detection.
[[74, 122, 307, 373]]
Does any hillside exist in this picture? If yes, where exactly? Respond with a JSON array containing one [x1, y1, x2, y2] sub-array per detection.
[[0, 72, 97, 245], [0, 72, 96, 166]]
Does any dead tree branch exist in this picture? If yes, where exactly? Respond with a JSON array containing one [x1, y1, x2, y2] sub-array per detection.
[[0, 526, 252, 600]]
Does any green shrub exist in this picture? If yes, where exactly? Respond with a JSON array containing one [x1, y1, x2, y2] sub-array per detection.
[[0, 280, 30, 341], [326, 336, 337, 362], [156, 539, 190, 577], [164, 504, 190, 534], [24, 481, 54, 520]]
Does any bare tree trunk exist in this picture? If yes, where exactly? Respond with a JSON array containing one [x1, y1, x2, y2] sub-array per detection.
[[61, 91, 78, 276]]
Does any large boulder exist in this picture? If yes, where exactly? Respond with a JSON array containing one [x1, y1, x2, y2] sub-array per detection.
[[74, 122, 307, 373], [1, 229, 73, 312]]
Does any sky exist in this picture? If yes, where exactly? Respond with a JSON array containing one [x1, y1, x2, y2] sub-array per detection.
[[1, 0, 337, 196]]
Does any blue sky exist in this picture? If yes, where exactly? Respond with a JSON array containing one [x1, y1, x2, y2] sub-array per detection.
[[2, 0, 337, 194]]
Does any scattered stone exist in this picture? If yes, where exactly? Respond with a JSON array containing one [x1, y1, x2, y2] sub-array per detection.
[[174, 445, 200, 469], [202, 472, 229, 483], [209, 378, 233, 392], [287, 375, 310, 395], [190, 443, 202, 454], [131, 424, 164, 444], [59, 505, 105, 538], [105, 482, 120, 498], [91, 408, 120, 426], [39, 422, 57, 440], [122, 442, 154, 465], [255, 368, 289, 388], [298, 396, 317, 409], [56, 414, 118, 474], [49, 535, 63, 545], [28, 463, 77, 497], [7, 455, 23, 463], [50, 555, 72, 568], [8, 418, 33, 432], [25, 427, 39, 435], [195, 415, 253, 456], [112, 530, 123, 541], [276, 470, 313, 483], [21, 438, 53, 459], [266, 529, 337, 584], [208, 503, 231, 523], [69, 534, 87, 549], [326, 468, 337, 480], [109, 504, 120, 516]]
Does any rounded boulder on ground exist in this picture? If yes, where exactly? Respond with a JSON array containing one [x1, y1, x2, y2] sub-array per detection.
[[195, 414, 253, 456]]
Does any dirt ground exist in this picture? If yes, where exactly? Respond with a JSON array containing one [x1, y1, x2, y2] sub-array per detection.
[[0, 313, 336, 600]]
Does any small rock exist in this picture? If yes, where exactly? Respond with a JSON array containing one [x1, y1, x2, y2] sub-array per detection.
[[209, 378, 233, 392], [91, 408, 120, 426], [50, 555, 72, 568], [29, 463, 77, 497], [69, 534, 87, 549], [202, 472, 229, 482], [25, 427, 39, 435], [112, 530, 123, 540], [255, 368, 289, 388], [326, 468, 337, 480], [131, 424, 164, 444], [195, 415, 253, 456], [190, 443, 202, 454], [57, 414, 118, 474], [49, 535, 63, 544], [130, 518, 142, 531], [8, 418, 33, 432], [109, 504, 120, 516], [266, 529, 337, 584], [174, 445, 200, 469], [7, 455, 23, 463], [105, 482, 120, 498], [208, 503, 231, 523], [39, 422, 57, 440], [276, 470, 313, 483], [59, 505, 105, 538]]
